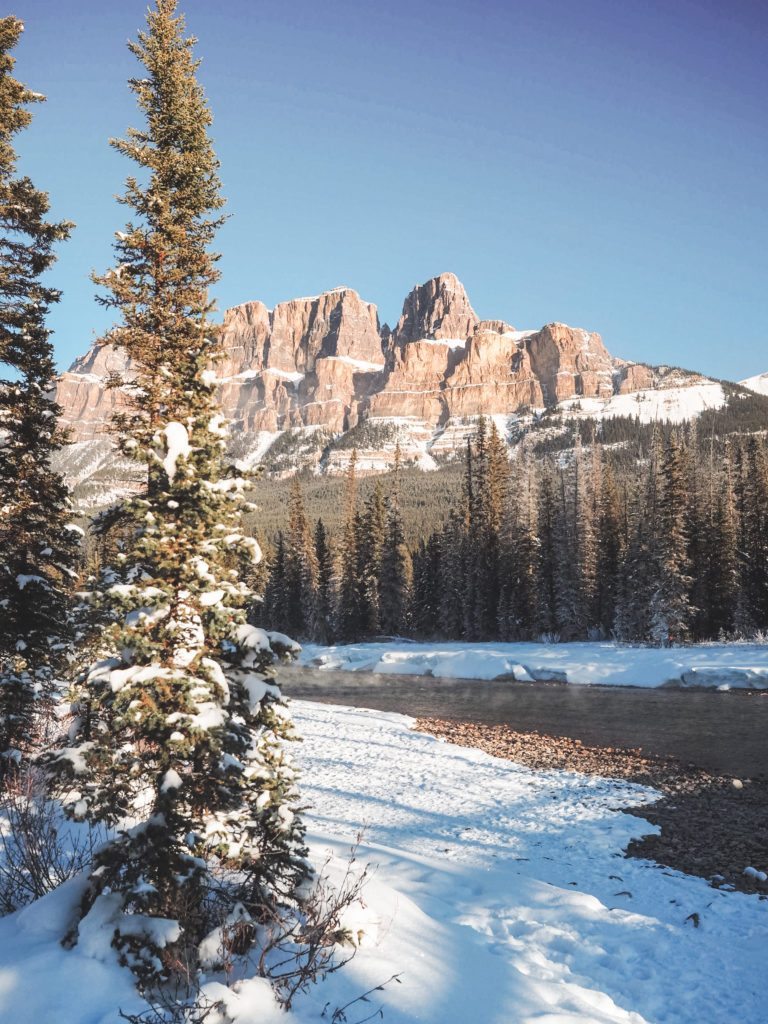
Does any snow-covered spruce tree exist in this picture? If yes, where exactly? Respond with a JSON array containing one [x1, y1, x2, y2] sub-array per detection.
[[0, 16, 77, 772], [44, 0, 307, 984]]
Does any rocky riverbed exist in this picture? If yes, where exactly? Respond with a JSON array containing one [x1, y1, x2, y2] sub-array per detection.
[[414, 717, 768, 897]]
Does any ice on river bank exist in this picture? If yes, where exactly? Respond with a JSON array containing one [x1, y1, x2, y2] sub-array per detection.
[[299, 640, 768, 688]]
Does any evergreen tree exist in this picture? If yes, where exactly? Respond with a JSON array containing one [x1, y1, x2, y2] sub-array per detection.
[[595, 462, 623, 636], [283, 476, 317, 639], [378, 492, 412, 636], [356, 482, 387, 636], [553, 466, 580, 639], [576, 438, 599, 634], [439, 511, 468, 638], [649, 433, 694, 644], [263, 531, 289, 630], [615, 432, 662, 642], [459, 434, 477, 637], [0, 16, 77, 771], [535, 464, 559, 637], [44, 1, 307, 984], [471, 420, 507, 638], [313, 518, 335, 644], [498, 450, 537, 640], [738, 438, 768, 631], [706, 452, 738, 637], [411, 534, 441, 637], [335, 450, 363, 640]]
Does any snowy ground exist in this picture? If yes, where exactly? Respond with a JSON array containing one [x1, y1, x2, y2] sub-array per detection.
[[0, 701, 766, 1023], [300, 640, 768, 688]]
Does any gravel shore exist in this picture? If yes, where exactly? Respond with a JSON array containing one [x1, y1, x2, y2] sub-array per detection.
[[414, 717, 768, 897]]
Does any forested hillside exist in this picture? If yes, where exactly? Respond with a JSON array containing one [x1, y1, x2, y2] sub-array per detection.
[[247, 388, 768, 544], [257, 415, 768, 646]]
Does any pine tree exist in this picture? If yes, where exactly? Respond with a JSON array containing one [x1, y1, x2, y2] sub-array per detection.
[[595, 462, 623, 637], [335, 450, 363, 641], [650, 432, 694, 645], [535, 464, 559, 638], [553, 466, 580, 639], [283, 476, 317, 639], [411, 534, 441, 637], [439, 511, 468, 638], [471, 420, 507, 638], [706, 449, 738, 637], [44, 1, 307, 984], [739, 438, 768, 631], [313, 518, 335, 644], [0, 16, 77, 771], [498, 450, 537, 640], [615, 431, 662, 642], [263, 531, 289, 630], [575, 438, 599, 635], [356, 482, 387, 636], [378, 470, 412, 636]]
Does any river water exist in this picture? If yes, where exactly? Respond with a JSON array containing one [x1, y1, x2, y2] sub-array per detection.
[[277, 665, 768, 778]]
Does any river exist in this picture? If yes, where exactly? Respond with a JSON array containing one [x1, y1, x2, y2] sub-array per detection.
[[277, 665, 768, 778]]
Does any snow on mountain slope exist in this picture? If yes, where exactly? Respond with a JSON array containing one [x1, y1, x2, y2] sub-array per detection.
[[740, 372, 768, 396], [559, 381, 726, 425], [52, 273, 767, 510]]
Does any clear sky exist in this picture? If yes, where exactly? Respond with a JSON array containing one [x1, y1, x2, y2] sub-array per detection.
[[9, 0, 768, 379]]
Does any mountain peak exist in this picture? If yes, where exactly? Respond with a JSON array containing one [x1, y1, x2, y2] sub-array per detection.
[[394, 273, 478, 344]]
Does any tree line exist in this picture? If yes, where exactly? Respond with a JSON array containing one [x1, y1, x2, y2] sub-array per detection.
[[260, 418, 768, 645]]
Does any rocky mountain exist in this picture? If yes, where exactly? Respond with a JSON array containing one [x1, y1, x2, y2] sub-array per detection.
[[54, 272, 746, 507]]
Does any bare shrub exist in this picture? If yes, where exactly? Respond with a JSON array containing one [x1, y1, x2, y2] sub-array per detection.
[[323, 974, 403, 1023], [254, 847, 371, 1009], [118, 988, 223, 1024], [0, 766, 104, 915]]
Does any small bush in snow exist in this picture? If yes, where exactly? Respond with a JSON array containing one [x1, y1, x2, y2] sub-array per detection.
[[0, 767, 104, 915]]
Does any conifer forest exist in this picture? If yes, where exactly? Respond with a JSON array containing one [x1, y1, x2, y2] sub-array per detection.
[[259, 421, 768, 647]]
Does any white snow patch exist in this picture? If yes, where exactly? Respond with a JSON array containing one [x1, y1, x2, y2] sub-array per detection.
[[264, 367, 305, 383], [0, 703, 767, 1023], [160, 768, 182, 793], [739, 372, 768, 396], [326, 355, 385, 372], [558, 383, 726, 425], [417, 337, 467, 350], [162, 422, 191, 481], [300, 640, 768, 688], [503, 329, 539, 341]]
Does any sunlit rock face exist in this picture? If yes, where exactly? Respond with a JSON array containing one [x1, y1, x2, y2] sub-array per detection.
[[55, 272, 722, 499]]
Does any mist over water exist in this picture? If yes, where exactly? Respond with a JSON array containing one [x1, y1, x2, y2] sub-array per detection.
[[278, 666, 768, 778]]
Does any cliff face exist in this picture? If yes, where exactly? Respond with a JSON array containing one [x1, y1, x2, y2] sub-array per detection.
[[57, 273, 644, 438], [55, 272, 721, 493]]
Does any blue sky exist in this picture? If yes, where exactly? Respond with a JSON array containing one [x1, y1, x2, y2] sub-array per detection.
[[10, 0, 768, 378]]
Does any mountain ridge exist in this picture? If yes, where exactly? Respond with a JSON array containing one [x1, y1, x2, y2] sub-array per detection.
[[53, 272, 759, 507]]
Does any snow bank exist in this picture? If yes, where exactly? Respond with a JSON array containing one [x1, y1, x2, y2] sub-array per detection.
[[0, 703, 766, 1023], [299, 640, 768, 688]]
